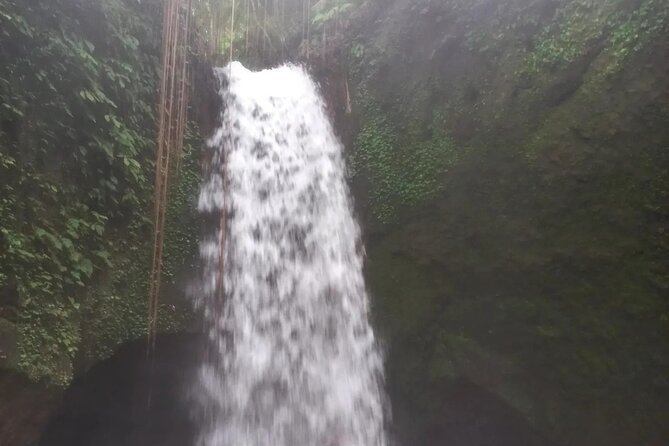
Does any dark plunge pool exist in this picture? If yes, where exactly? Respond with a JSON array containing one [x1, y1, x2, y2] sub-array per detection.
[[35, 334, 554, 446]]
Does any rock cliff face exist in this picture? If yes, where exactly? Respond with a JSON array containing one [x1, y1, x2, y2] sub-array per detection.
[[11, 334, 554, 446], [332, 0, 669, 445], [0, 335, 202, 446], [2, 1, 668, 444], [0, 371, 60, 446], [38, 334, 202, 446]]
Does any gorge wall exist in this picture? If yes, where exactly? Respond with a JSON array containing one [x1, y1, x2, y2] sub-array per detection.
[[330, 0, 669, 445], [1, 1, 668, 445]]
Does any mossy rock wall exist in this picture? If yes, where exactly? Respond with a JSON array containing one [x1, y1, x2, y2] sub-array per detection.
[[342, 0, 669, 444]]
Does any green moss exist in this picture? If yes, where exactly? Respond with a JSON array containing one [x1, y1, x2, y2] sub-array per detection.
[[351, 94, 460, 224], [366, 240, 440, 338], [523, 0, 668, 78], [525, 1, 605, 74], [604, 0, 669, 75]]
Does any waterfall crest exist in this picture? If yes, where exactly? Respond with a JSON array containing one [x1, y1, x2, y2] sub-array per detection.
[[195, 62, 388, 446]]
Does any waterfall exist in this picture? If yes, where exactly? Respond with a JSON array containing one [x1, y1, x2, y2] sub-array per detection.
[[194, 62, 389, 446]]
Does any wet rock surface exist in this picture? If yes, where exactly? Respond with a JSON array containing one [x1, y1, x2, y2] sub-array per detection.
[[0, 370, 60, 446], [38, 334, 203, 446], [27, 333, 556, 446]]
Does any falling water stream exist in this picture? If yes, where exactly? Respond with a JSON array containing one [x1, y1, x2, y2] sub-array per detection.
[[195, 62, 389, 446]]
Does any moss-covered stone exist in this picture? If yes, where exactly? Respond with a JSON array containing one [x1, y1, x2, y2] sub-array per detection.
[[342, 0, 669, 444]]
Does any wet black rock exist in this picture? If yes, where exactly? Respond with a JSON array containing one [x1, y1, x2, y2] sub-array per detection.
[[38, 334, 204, 446]]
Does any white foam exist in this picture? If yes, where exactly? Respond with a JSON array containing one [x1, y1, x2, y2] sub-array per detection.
[[194, 62, 389, 446]]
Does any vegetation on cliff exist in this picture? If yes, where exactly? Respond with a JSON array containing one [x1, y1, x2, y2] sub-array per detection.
[[343, 1, 669, 445], [0, 0, 198, 385], [1, 1, 667, 445]]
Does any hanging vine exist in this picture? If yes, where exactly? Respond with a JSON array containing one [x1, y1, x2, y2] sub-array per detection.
[[148, 0, 193, 349], [147, 0, 359, 347]]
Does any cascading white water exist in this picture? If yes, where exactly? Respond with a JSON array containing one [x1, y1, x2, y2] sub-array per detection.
[[194, 62, 389, 446]]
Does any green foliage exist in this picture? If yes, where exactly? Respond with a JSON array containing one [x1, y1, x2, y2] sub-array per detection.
[[605, 0, 669, 73], [162, 133, 201, 288], [525, 0, 669, 76], [0, 0, 195, 385], [352, 94, 460, 223], [195, 0, 365, 65], [526, 1, 604, 72], [79, 143, 199, 362], [312, 1, 355, 28]]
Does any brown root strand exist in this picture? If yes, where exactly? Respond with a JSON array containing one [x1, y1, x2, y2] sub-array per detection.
[[148, 0, 194, 352]]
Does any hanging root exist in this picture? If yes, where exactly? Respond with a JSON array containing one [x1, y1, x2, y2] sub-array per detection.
[[148, 0, 193, 351]]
